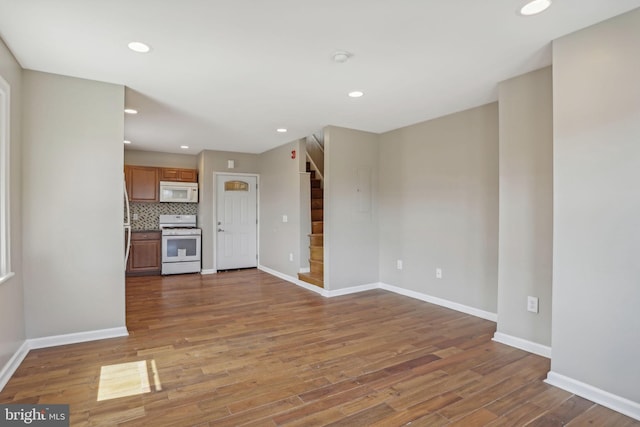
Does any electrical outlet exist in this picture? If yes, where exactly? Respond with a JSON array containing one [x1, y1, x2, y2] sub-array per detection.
[[436, 268, 442, 279], [289, 253, 293, 262], [132, 213, 139, 221], [396, 260, 403, 270], [527, 296, 539, 313], [282, 215, 288, 223]]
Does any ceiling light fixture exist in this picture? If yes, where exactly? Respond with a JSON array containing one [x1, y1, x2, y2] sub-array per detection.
[[124, 140, 131, 144], [180, 145, 189, 149], [348, 91, 364, 98], [127, 41, 151, 53], [520, 0, 551, 16], [276, 128, 287, 133], [124, 108, 138, 114], [332, 51, 352, 63]]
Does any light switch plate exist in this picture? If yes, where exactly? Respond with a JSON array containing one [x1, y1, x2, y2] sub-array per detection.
[[527, 296, 539, 313]]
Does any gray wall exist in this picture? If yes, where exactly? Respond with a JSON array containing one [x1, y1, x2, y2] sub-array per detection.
[[124, 149, 198, 169], [197, 150, 260, 271], [379, 104, 499, 313], [0, 39, 25, 372], [324, 126, 379, 290], [258, 140, 305, 276], [551, 9, 640, 403], [22, 71, 125, 338], [496, 67, 553, 346]]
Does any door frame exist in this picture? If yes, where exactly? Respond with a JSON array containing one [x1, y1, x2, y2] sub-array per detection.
[[212, 172, 260, 272]]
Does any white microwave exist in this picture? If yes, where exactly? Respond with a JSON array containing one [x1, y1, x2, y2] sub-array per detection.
[[159, 181, 198, 203]]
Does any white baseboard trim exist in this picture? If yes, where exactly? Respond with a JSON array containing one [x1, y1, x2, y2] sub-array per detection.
[[200, 269, 217, 275], [292, 279, 327, 296], [545, 371, 640, 421], [258, 265, 325, 296], [0, 326, 130, 392], [257, 265, 296, 283], [492, 332, 551, 358], [324, 283, 379, 297], [379, 282, 497, 322], [256, 267, 498, 323], [258, 265, 379, 298], [28, 327, 129, 350], [0, 341, 29, 392]]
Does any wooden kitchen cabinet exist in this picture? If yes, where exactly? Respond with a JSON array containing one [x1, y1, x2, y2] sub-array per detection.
[[160, 167, 198, 182], [125, 165, 159, 202], [126, 231, 162, 276]]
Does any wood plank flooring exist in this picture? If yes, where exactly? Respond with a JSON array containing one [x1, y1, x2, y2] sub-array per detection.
[[1, 269, 638, 426]]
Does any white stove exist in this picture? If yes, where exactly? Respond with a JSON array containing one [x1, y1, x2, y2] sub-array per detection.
[[159, 215, 201, 275], [161, 226, 201, 236]]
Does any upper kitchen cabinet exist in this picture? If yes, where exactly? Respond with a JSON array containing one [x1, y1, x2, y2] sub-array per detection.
[[160, 167, 198, 182], [125, 165, 159, 202]]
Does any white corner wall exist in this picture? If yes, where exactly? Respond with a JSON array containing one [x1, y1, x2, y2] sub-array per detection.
[[258, 140, 304, 277], [495, 67, 553, 354], [22, 70, 126, 338], [324, 126, 379, 290], [0, 37, 25, 386], [550, 7, 640, 414], [378, 104, 499, 315]]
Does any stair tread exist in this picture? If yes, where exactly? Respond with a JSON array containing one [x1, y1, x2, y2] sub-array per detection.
[[298, 272, 324, 288], [304, 164, 323, 289], [300, 271, 322, 277]]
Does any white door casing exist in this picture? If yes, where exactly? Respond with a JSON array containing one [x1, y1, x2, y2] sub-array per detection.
[[216, 174, 258, 270]]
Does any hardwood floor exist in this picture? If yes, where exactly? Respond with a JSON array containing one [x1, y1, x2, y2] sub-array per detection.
[[1, 269, 638, 426]]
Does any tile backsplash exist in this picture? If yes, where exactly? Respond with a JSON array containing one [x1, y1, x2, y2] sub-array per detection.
[[128, 202, 198, 230]]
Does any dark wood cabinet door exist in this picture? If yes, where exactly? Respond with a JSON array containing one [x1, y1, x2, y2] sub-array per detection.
[[127, 231, 161, 275], [126, 166, 159, 202]]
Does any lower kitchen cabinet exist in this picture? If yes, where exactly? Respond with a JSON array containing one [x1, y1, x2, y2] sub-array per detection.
[[126, 231, 161, 276]]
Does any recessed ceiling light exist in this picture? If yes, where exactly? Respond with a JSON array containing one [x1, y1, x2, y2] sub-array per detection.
[[520, 0, 551, 16], [276, 128, 287, 133], [124, 108, 138, 115], [180, 145, 189, 149], [124, 140, 131, 144], [127, 41, 151, 53], [332, 51, 352, 63], [348, 91, 364, 98]]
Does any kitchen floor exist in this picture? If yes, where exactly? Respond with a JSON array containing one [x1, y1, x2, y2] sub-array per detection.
[[1, 269, 638, 426]]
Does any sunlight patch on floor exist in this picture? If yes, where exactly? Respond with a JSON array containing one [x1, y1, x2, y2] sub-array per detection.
[[97, 360, 161, 401]]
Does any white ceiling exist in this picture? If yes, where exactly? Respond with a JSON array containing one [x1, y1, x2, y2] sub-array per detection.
[[1, 1, 639, 155]]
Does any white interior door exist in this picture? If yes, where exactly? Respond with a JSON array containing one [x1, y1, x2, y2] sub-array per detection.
[[216, 174, 258, 270]]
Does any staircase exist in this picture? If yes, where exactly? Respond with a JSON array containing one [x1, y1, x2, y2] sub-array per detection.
[[298, 162, 324, 288]]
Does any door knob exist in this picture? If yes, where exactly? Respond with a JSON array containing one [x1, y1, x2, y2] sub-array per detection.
[[217, 228, 225, 232]]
